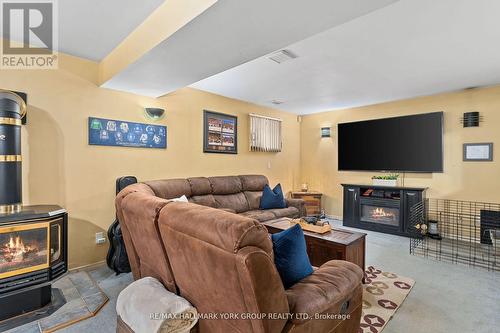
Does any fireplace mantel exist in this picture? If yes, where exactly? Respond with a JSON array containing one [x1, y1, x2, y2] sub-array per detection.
[[341, 184, 427, 237]]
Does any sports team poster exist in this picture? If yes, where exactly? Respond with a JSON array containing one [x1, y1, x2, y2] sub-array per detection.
[[88, 117, 167, 149], [203, 110, 237, 154]]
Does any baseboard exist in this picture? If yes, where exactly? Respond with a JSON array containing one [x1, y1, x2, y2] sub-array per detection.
[[326, 214, 342, 221], [69, 260, 106, 272]]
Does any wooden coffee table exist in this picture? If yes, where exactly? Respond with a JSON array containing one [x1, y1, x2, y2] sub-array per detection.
[[263, 218, 366, 277]]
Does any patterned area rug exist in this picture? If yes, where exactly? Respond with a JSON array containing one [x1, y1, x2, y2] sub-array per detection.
[[359, 266, 415, 333]]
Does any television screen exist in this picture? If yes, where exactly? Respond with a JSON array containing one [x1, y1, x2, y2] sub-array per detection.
[[338, 112, 443, 172]]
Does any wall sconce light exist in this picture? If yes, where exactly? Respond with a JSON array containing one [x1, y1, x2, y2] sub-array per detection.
[[461, 111, 482, 127], [144, 107, 165, 120], [321, 127, 331, 138]]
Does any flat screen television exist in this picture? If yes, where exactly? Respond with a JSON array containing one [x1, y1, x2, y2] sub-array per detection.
[[338, 112, 443, 172]]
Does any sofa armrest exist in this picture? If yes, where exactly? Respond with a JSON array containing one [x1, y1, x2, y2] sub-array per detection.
[[285, 260, 363, 325], [286, 198, 306, 217]]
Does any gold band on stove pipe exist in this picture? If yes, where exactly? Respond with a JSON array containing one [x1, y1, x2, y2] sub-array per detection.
[[0, 155, 22, 162], [0, 117, 22, 126], [0, 203, 22, 214]]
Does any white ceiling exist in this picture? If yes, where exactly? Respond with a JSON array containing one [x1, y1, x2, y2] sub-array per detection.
[[192, 0, 500, 114], [102, 0, 397, 96], [1, 0, 164, 61], [58, 0, 164, 61], [3, 0, 165, 61]]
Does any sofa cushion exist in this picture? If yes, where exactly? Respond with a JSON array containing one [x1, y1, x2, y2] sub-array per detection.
[[189, 194, 217, 208], [260, 184, 286, 209], [159, 202, 272, 254], [214, 192, 249, 213], [239, 210, 276, 222], [244, 191, 262, 210], [145, 179, 192, 199], [219, 208, 237, 214], [268, 207, 300, 218], [239, 175, 269, 191], [285, 260, 364, 324], [209, 176, 242, 194], [271, 224, 314, 289], [187, 177, 212, 196]]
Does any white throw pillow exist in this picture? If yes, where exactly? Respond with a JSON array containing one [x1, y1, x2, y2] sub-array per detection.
[[171, 195, 188, 203]]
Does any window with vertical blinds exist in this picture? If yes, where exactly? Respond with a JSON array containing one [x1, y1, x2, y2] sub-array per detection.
[[249, 114, 282, 152]]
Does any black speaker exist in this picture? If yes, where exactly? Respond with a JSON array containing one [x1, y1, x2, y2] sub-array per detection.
[[462, 112, 480, 127]]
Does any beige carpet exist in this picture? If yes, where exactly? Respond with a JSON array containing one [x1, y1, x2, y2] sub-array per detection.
[[359, 266, 415, 333]]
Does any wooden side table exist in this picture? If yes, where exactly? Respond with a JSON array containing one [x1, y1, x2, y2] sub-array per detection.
[[291, 191, 322, 216]]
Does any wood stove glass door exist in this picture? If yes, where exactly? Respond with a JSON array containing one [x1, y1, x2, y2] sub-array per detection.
[[0, 221, 50, 279], [50, 218, 63, 264]]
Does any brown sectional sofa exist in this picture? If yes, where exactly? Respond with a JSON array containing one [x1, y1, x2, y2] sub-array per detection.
[[144, 175, 306, 221], [116, 175, 363, 333]]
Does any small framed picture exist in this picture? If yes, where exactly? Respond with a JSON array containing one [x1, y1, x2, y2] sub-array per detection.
[[203, 110, 237, 154], [463, 143, 493, 161]]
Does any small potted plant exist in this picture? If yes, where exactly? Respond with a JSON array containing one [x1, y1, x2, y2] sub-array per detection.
[[372, 174, 399, 187]]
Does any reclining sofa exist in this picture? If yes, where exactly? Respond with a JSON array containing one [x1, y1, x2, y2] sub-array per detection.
[[116, 175, 363, 333]]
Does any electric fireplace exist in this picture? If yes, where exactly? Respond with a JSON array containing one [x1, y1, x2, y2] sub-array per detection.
[[342, 184, 426, 237]]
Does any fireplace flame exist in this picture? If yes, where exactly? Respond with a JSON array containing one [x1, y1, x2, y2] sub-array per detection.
[[372, 208, 395, 219], [2, 235, 34, 262]]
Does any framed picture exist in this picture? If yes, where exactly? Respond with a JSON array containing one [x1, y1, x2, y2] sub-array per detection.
[[88, 117, 166, 149], [463, 143, 493, 161], [203, 110, 237, 154]]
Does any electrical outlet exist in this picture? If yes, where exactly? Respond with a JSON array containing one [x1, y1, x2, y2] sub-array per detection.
[[95, 232, 106, 244]]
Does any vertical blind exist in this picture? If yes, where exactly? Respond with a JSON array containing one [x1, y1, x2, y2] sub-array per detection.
[[249, 113, 282, 152]]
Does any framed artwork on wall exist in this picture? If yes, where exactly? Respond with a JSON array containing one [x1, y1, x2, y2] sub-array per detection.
[[203, 110, 237, 154], [463, 143, 493, 161], [88, 117, 167, 149]]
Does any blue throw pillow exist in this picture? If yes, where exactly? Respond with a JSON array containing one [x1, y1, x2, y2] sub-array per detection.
[[260, 183, 286, 209], [271, 224, 313, 289]]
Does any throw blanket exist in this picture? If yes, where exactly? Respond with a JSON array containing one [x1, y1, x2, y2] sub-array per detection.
[[116, 277, 198, 333]]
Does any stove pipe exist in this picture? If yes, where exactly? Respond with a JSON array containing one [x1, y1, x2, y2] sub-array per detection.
[[0, 90, 25, 214]]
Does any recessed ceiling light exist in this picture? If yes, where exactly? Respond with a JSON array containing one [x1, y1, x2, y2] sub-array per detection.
[[271, 99, 284, 105], [268, 50, 297, 64]]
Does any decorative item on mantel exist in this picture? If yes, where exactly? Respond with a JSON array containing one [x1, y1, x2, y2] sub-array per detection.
[[372, 174, 399, 187], [300, 183, 308, 192]]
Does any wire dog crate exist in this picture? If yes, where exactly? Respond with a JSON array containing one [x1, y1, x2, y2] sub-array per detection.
[[409, 198, 500, 271]]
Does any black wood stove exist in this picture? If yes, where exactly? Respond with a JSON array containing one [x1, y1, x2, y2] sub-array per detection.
[[0, 206, 68, 320], [0, 91, 68, 320]]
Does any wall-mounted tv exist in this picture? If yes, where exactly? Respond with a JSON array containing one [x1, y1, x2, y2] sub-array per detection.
[[338, 112, 443, 172]]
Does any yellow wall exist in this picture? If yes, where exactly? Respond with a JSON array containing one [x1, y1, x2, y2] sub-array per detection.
[[300, 86, 500, 218], [2, 49, 499, 267], [0, 55, 300, 268]]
